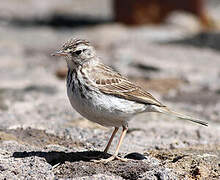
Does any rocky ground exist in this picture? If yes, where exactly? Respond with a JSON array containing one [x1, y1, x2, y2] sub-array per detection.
[[0, 0, 220, 179]]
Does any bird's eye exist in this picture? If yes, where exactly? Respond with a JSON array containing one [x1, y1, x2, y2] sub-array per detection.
[[74, 50, 82, 55]]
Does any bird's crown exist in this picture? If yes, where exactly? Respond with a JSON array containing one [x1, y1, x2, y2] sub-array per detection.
[[62, 38, 91, 51]]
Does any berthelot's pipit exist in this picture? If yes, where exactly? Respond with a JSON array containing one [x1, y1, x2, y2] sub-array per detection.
[[52, 38, 208, 163]]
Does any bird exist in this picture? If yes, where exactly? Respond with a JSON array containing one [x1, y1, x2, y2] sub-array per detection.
[[52, 38, 208, 163]]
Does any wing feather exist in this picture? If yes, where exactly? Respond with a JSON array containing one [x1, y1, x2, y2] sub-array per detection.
[[89, 63, 164, 107]]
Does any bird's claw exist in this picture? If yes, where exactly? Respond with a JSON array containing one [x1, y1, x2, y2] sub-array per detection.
[[91, 155, 128, 163]]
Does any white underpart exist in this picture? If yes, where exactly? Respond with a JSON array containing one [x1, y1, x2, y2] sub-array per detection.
[[67, 68, 157, 128]]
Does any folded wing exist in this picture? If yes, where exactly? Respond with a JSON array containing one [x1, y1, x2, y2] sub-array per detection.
[[89, 63, 164, 107]]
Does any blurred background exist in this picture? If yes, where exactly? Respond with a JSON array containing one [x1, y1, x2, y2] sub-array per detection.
[[0, 0, 220, 179]]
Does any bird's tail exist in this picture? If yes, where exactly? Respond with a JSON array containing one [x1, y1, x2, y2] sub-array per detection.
[[156, 106, 208, 126]]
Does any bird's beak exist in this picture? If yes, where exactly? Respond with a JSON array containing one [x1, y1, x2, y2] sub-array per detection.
[[51, 50, 68, 57]]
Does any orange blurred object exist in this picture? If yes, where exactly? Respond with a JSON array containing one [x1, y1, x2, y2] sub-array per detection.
[[114, 0, 213, 28]]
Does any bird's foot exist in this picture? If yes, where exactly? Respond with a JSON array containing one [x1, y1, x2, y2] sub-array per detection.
[[92, 155, 128, 163]]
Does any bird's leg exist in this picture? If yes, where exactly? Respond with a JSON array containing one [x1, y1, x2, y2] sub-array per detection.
[[75, 127, 119, 161], [93, 126, 128, 163], [104, 127, 119, 153], [113, 126, 127, 157]]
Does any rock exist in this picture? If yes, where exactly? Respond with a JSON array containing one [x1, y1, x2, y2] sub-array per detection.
[[0, 0, 112, 23], [124, 152, 146, 160], [55, 67, 68, 79], [149, 145, 220, 179], [113, 0, 214, 29]]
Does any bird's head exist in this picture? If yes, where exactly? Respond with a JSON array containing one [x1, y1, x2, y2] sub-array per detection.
[[52, 38, 96, 68]]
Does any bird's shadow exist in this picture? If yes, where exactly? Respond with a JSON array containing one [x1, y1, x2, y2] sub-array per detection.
[[12, 150, 110, 166], [12, 150, 146, 166]]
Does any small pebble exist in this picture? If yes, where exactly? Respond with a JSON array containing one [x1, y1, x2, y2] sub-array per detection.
[[124, 152, 146, 160]]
